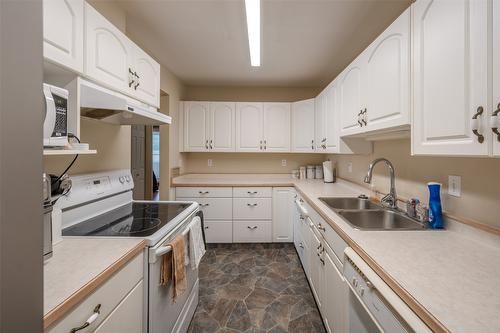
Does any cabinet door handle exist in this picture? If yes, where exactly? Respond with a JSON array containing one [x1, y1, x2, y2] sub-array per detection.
[[319, 257, 325, 266], [357, 110, 363, 126], [361, 108, 367, 126], [259, 140, 263, 150], [264, 140, 267, 150], [247, 203, 258, 207], [472, 106, 485, 143], [204, 226, 209, 229], [299, 242, 304, 249], [70, 304, 101, 333], [128, 68, 135, 88], [492, 103, 500, 142], [247, 226, 258, 230], [318, 223, 326, 232], [209, 139, 213, 149], [311, 139, 314, 150], [205, 140, 209, 149]]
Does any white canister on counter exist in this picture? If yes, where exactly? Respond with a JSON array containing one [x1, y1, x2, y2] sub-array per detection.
[[306, 165, 315, 179], [299, 166, 306, 179], [291, 169, 300, 179], [315, 165, 323, 179]]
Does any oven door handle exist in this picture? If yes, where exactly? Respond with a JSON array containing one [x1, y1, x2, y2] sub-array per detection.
[[149, 226, 191, 264]]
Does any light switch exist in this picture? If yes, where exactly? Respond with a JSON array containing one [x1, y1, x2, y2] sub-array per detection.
[[207, 159, 213, 167], [448, 175, 461, 197], [281, 159, 287, 167]]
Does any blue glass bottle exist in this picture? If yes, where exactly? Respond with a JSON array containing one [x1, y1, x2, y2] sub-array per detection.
[[427, 182, 444, 229]]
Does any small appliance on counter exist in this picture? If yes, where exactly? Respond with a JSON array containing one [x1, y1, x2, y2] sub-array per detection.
[[43, 83, 69, 148], [42, 173, 53, 260], [323, 160, 336, 183]]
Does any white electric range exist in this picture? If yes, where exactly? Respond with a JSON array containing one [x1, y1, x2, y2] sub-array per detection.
[[56, 169, 202, 333]]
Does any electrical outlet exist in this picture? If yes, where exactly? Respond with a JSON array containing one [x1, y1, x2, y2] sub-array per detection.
[[207, 159, 213, 167], [448, 175, 461, 197], [347, 162, 353, 173], [281, 159, 287, 167]]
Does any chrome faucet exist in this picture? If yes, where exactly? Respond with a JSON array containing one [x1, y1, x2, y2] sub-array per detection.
[[364, 158, 397, 209]]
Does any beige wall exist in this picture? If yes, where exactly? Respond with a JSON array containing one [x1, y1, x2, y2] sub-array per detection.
[[183, 153, 325, 174], [329, 139, 500, 229], [184, 85, 321, 102]]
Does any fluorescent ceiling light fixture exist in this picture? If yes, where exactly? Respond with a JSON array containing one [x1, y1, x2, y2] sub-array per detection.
[[245, 0, 261, 67]]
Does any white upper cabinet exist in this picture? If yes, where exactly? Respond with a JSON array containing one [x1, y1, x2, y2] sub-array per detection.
[[43, 0, 84, 73], [339, 58, 364, 135], [209, 102, 235, 152], [291, 99, 315, 152], [84, 3, 160, 108], [85, 3, 132, 93], [324, 83, 339, 153], [263, 103, 291, 152], [412, 0, 489, 156], [236, 103, 264, 152], [132, 44, 161, 108], [363, 8, 410, 133], [315, 90, 327, 151], [493, 0, 500, 156], [184, 102, 209, 152]]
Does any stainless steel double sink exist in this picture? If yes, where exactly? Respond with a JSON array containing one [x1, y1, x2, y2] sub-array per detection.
[[319, 197, 426, 231]]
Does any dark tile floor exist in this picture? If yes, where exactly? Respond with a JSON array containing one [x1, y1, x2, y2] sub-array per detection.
[[187, 243, 326, 333]]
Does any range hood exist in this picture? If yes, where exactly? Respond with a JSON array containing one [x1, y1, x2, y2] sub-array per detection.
[[79, 79, 171, 126]]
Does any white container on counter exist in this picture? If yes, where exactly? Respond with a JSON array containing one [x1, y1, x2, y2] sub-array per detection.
[[315, 165, 323, 179], [306, 165, 315, 179], [299, 166, 306, 179]]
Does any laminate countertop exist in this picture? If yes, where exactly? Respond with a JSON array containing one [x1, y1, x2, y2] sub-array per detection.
[[43, 238, 146, 328], [173, 173, 500, 333]]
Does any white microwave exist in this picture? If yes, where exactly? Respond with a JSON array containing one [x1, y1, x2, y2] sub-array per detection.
[[43, 83, 68, 147]]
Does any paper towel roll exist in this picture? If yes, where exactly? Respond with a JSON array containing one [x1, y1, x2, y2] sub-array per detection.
[[323, 161, 334, 183]]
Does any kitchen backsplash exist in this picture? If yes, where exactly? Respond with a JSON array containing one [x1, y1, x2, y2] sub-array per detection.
[[329, 139, 500, 230]]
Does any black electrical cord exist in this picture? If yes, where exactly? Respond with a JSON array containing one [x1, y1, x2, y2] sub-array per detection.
[[51, 133, 81, 186]]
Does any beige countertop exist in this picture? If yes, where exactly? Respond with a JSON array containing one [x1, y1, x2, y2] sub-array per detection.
[[173, 173, 500, 333], [43, 238, 145, 328]]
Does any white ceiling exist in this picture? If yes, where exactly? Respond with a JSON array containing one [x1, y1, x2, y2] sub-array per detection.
[[108, 0, 411, 87]]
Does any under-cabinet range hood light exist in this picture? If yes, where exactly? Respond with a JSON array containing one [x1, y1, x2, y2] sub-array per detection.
[[79, 79, 171, 126], [245, 0, 261, 67]]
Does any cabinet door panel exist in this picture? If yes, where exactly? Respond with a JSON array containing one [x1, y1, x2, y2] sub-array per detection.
[[236, 103, 263, 152], [324, 249, 347, 333], [493, 0, 500, 156], [412, 0, 489, 156], [184, 102, 209, 152], [272, 188, 294, 242], [315, 92, 327, 150], [210, 102, 235, 152], [291, 99, 315, 152], [263, 103, 291, 151], [133, 45, 160, 108], [43, 0, 84, 72], [85, 3, 131, 92], [309, 226, 323, 309], [365, 8, 410, 130], [340, 62, 363, 133], [325, 83, 338, 152]]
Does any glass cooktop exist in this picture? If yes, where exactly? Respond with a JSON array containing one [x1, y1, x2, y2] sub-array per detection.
[[62, 202, 192, 237]]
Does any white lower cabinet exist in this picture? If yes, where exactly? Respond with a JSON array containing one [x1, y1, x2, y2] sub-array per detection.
[[233, 221, 272, 243], [309, 225, 324, 308], [46, 252, 144, 333], [233, 197, 272, 220], [204, 221, 233, 243], [94, 280, 144, 333], [272, 188, 295, 242], [323, 244, 347, 333]]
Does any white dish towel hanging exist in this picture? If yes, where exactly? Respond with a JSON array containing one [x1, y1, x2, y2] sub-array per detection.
[[188, 216, 206, 270]]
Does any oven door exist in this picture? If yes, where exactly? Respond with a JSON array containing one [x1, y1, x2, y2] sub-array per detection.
[[148, 217, 199, 333]]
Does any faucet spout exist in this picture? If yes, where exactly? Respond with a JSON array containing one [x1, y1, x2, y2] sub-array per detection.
[[363, 158, 397, 209]]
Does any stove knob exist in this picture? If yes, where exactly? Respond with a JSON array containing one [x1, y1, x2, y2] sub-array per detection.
[[119, 176, 125, 184]]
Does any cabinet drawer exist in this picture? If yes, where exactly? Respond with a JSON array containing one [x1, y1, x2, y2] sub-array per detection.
[[233, 198, 272, 220], [233, 221, 272, 243], [204, 221, 233, 243], [93, 280, 143, 333], [180, 198, 232, 220], [46, 252, 144, 333], [176, 187, 232, 198], [233, 187, 272, 198]]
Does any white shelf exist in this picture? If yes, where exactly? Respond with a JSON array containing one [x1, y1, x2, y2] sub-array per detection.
[[43, 149, 97, 156]]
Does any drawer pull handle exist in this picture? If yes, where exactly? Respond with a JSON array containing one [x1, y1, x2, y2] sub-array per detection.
[[319, 258, 325, 266], [200, 203, 210, 207], [247, 203, 258, 207], [70, 304, 101, 333], [247, 191, 258, 194], [299, 242, 304, 249], [199, 191, 210, 194], [247, 226, 258, 230], [318, 224, 326, 232]]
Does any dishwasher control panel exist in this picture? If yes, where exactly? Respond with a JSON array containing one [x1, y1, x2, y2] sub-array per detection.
[[344, 255, 411, 333]]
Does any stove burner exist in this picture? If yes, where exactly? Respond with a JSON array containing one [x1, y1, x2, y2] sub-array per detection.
[[111, 217, 161, 234]]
